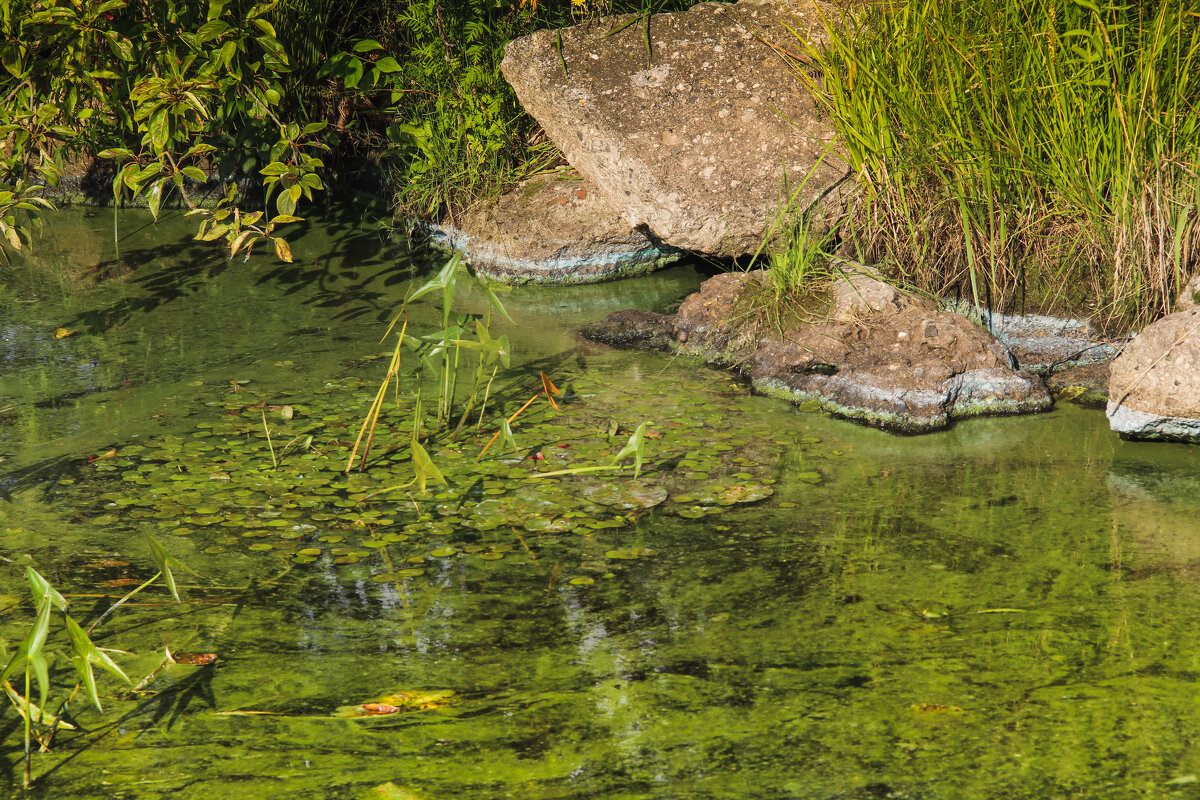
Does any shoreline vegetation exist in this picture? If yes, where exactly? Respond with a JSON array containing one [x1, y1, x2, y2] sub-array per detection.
[[810, 0, 1200, 330], [2, 0, 1198, 329]]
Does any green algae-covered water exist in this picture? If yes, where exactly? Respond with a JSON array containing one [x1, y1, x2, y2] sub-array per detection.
[[4, 209, 1200, 799]]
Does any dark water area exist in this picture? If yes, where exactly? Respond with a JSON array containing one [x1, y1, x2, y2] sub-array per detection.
[[3, 209, 1200, 799]]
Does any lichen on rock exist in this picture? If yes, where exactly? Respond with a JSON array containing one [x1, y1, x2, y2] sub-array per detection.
[[500, 0, 852, 257]]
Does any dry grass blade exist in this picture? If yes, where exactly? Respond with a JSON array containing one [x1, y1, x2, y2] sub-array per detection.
[[346, 317, 409, 472]]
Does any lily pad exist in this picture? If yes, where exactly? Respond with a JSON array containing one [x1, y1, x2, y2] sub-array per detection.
[[605, 547, 658, 560]]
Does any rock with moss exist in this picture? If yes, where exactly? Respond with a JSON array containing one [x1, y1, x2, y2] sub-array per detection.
[[1045, 361, 1111, 408], [419, 172, 681, 285], [500, 1, 851, 257], [1107, 308, 1200, 441], [583, 269, 1052, 433]]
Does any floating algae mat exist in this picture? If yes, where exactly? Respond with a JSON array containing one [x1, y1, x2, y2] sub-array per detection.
[[69, 367, 785, 581]]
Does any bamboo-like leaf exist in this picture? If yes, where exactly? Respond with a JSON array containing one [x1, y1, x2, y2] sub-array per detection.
[[610, 421, 648, 478], [406, 253, 460, 306], [65, 615, 129, 710], [26, 568, 67, 611], [3, 683, 75, 730], [410, 440, 447, 493], [500, 418, 519, 454], [144, 533, 192, 602]]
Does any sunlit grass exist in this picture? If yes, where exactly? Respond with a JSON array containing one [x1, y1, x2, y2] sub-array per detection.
[[806, 0, 1200, 327]]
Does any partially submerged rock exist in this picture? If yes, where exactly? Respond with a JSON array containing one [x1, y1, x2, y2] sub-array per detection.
[[1107, 308, 1200, 441], [418, 172, 681, 285], [500, 1, 850, 257], [940, 301, 1122, 373], [579, 309, 677, 350], [1045, 361, 1111, 408], [583, 270, 1051, 433]]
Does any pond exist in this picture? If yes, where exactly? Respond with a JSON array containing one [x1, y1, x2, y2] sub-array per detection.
[[4, 208, 1200, 799]]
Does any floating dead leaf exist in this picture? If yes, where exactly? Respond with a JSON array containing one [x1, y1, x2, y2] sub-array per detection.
[[171, 652, 218, 665], [97, 578, 143, 587], [378, 689, 456, 711], [909, 703, 965, 714], [333, 689, 455, 719], [87, 448, 119, 463], [53, 327, 76, 339], [278, 405, 294, 420], [82, 558, 130, 569]]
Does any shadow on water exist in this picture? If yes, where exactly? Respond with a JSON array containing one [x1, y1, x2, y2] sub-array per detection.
[[59, 201, 413, 334]]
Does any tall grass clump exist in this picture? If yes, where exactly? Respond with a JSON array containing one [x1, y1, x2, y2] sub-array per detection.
[[810, 0, 1200, 327]]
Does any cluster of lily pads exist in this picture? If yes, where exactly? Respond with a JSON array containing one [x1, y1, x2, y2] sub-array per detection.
[[69, 366, 805, 584]]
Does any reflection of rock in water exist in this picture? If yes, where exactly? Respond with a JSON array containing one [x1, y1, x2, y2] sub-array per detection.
[[1108, 446, 1200, 566]]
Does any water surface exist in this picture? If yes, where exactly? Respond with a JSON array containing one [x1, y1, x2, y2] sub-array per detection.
[[3, 209, 1200, 799]]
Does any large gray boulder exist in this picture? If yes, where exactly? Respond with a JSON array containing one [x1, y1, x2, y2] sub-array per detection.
[[501, 1, 850, 257], [418, 172, 681, 285], [583, 270, 1051, 433], [1107, 308, 1200, 441]]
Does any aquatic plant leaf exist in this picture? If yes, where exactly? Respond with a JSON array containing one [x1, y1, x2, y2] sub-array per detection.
[[909, 703, 965, 714], [2, 683, 75, 730], [26, 567, 68, 612], [610, 421, 648, 478], [468, 269, 514, 324], [500, 418, 519, 454], [365, 782, 426, 800], [64, 614, 129, 710], [334, 689, 455, 718], [605, 547, 658, 560], [0, 599, 54, 704], [144, 533, 192, 602], [406, 253, 460, 306], [411, 440, 447, 493], [378, 689, 456, 710]]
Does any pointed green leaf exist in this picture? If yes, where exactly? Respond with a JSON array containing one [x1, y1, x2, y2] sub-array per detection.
[[145, 534, 182, 602], [610, 422, 648, 478], [3, 684, 75, 730], [500, 418, 519, 454], [411, 440, 447, 493], [26, 568, 68, 611]]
